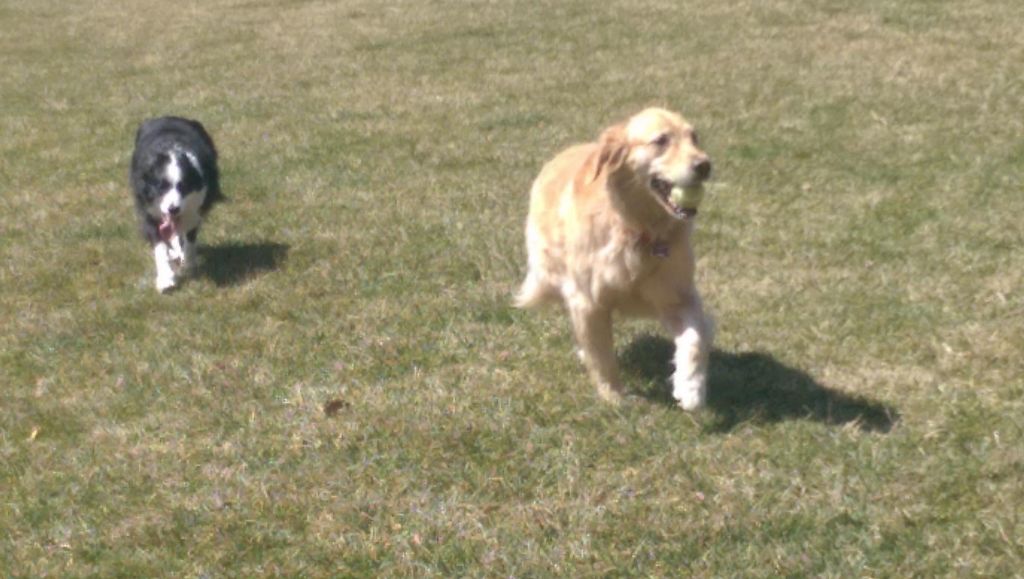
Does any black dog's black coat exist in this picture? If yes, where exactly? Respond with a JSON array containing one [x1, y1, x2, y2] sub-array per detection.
[[129, 116, 224, 244]]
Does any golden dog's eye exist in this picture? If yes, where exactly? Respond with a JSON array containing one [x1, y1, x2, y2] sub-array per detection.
[[691, 132, 700, 146], [652, 133, 671, 149]]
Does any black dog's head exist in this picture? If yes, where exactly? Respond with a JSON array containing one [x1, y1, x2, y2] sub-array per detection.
[[138, 149, 207, 221]]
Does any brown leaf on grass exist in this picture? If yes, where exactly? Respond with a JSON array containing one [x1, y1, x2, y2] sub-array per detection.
[[323, 398, 350, 416]]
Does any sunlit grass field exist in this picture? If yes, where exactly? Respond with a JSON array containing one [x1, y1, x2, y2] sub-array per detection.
[[2, 0, 1022, 575]]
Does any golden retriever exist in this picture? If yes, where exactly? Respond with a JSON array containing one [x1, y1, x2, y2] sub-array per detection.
[[516, 107, 714, 409]]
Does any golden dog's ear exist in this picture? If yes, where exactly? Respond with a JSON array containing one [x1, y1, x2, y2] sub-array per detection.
[[591, 123, 629, 182]]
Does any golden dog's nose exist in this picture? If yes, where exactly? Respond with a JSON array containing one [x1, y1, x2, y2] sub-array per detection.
[[693, 159, 712, 181]]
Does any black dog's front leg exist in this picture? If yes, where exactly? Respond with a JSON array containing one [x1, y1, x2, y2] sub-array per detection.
[[179, 227, 200, 272]]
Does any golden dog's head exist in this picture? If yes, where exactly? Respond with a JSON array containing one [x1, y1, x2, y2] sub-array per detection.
[[593, 107, 712, 218]]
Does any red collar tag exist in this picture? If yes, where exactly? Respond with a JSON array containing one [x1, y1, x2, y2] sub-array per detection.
[[637, 231, 669, 257]]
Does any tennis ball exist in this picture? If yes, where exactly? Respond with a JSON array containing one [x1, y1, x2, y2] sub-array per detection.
[[669, 185, 703, 210]]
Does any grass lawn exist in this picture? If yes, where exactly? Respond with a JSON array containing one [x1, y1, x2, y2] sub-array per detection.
[[2, 0, 1022, 575]]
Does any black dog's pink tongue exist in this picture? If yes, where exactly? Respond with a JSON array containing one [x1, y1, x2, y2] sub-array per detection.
[[158, 217, 177, 242]]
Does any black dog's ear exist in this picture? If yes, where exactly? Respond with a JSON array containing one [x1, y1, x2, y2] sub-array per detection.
[[141, 154, 169, 192], [179, 156, 205, 193]]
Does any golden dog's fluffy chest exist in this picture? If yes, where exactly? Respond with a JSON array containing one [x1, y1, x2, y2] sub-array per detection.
[[581, 219, 694, 312]]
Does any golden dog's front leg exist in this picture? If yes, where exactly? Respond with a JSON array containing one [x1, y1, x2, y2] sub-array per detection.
[[568, 299, 623, 404], [661, 294, 714, 410]]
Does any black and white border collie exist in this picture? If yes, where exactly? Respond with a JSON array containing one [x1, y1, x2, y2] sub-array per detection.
[[130, 116, 223, 292]]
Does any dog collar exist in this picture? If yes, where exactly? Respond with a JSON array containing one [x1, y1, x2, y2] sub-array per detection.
[[637, 231, 670, 258]]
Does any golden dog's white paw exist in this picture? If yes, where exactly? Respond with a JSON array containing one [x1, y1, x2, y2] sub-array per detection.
[[156, 273, 177, 293], [673, 376, 706, 411], [596, 382, 625, 405]]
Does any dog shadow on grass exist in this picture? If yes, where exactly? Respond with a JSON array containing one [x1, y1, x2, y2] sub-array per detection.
[[620, 334, 899, 433], [197, 242, 289, 287]]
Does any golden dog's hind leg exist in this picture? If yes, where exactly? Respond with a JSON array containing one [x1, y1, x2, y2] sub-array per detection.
[[568, 298, 623, 404], [661, 295, 713, 410]]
